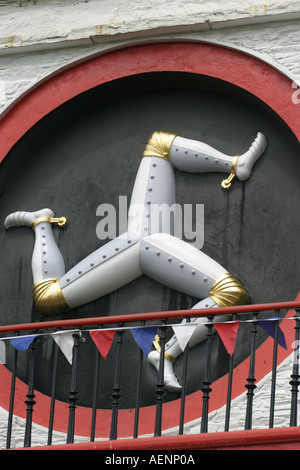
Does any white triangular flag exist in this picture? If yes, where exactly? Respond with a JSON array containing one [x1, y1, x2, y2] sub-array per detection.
[[172, 322, 198, 352], [51, 331, 75, 364], [0, 340, 6, 364]]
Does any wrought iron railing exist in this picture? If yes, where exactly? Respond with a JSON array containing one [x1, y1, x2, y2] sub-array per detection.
[[0, 300, 300, 449]]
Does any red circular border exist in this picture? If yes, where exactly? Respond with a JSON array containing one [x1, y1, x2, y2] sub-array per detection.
[[0, 41, 299, 439], [0, 41, 299, 164]]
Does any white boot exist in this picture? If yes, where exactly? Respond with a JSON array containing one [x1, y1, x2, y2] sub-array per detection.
[[148, 349, 182, 393], [4, 208, 54, 229], [236, 132, 267, 181], [147, 297, 228, 392]]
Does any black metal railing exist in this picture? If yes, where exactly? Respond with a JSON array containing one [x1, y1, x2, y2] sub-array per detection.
[[0, 300, 300, 449]]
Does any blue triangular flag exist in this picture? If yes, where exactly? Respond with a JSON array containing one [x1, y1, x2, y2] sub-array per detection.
[[10, 336, 36, 351], [131, 327, 158, 356], [258, 318, 287, 350]]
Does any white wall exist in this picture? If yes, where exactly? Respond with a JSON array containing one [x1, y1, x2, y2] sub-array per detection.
[[0, 0, 300, 114], [0, 0, 299, 448]]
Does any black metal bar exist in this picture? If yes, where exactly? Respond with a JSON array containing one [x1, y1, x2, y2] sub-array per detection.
[[290, 309, 300, 427], [66, 332, 80, 444], [110, 324, 124, 440], [4, 303, 300, 447], [200, 315, 214, 434], [90, 342, 101, 442], [224, 313, 237, 432], [154, 320, 167, 437], [245, 312, 258, 430], [179, 317, 190, 435], [47, 337, 59, 445], [24, 337, 37, 448], [6, 343, 18, 449], [133, 321, 145, 439], [269, 311, 280, 428]]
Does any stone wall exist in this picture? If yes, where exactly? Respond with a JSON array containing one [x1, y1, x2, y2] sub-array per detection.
[[0, 0, 300, 114]]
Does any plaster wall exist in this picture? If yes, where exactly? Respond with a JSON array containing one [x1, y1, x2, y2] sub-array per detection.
[[0, 0, 299, 448], [0, 1, 300, 114]]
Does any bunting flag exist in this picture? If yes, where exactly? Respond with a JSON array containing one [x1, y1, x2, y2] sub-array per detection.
[[0, 315, 291, 362], [258, 317, 287, 350], [131, 326, 158, 356], [51, 331, 75, 364], [171, 322, 199, 352], [214, 321, 240, 356], [10, 335, 36, 351], [90, 329, 115, 360]]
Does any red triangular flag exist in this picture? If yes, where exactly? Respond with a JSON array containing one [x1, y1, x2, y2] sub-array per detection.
[[90, 330, 115, 359], [214, 321, 240, 356]]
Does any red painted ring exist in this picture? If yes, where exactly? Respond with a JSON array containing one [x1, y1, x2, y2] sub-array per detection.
[[0, 41, 299, 439]]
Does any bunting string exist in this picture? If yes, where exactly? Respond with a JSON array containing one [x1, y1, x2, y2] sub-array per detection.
[[0, 315, 294, 343], [0, 314, 295, 341], [0, 315, 293, 362]]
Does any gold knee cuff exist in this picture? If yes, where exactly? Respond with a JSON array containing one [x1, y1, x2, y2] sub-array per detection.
[[33, 278, 70, 315], [209, 273, 250, 307], [142, 131, 177, 161]]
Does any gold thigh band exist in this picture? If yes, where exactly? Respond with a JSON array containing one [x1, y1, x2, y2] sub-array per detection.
[[33, 278, 70, 315], [209, 273, 250, 307], [142, 131, 177, 161]]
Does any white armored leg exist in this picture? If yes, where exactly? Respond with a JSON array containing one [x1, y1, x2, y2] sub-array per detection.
[[148, 298, 232, 392], [143, 233, 249, 392], [4, 131, 263, 321], [60, 232, 142, 309], [4, 208, 67, 282], [164, 298, 232, 354], [169, 132, 266, 190], [4, 208, 143, 314], [4, 208, 69, 314]]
